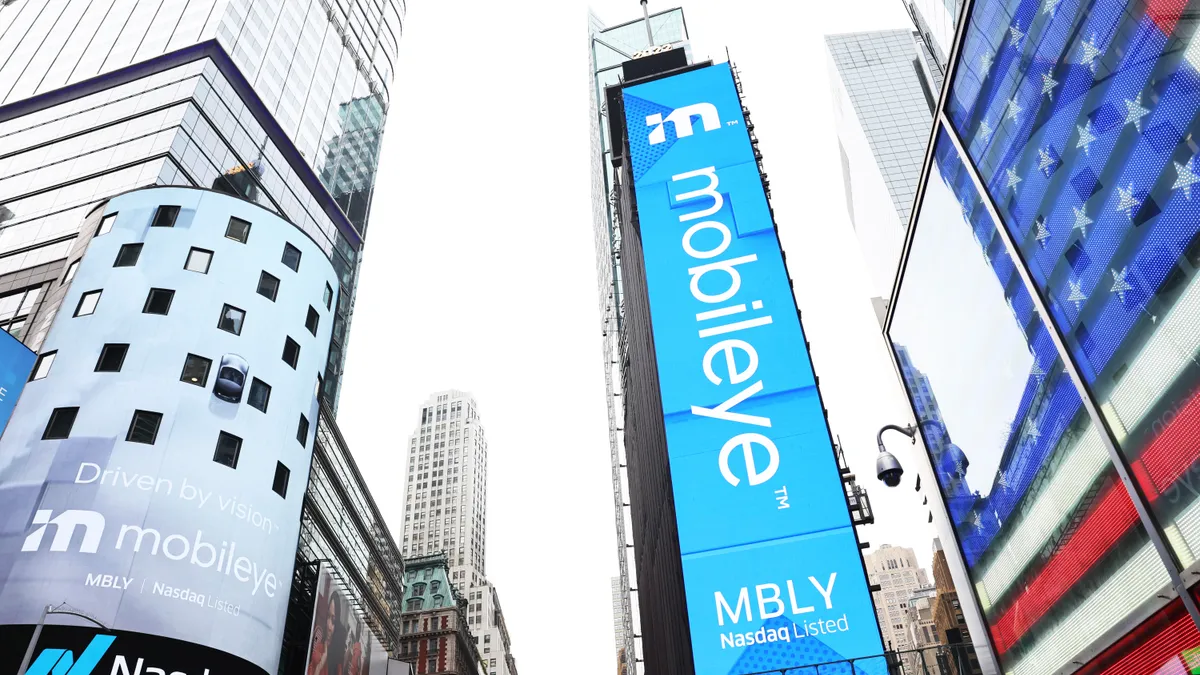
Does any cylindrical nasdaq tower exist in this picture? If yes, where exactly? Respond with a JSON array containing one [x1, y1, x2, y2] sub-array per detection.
[[0, 187, 337, 674]]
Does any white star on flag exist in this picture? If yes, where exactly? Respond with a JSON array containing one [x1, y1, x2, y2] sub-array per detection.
[[1068, 278, 1088, 309], [1006, 96, 1024, 123], [1025, 417, 1042, 440], [1072, 205, 1093, 237], [1043, 0, 1061, 17], [1010, 23, 1025, 48], [1006, 167, 1022, 192], [1111, 267, 1133, 303], [997, 472, 1009, 489], [1034, 215, 1051, 246], [981, 51, 994, 72], [1042, 72, 1059, 100], [955, 459, 965, 476], [960, 197, 973, 220], [1115, 183, 1140, 219], [1038, 147, 1056, 173], [1124, 93, 1150, 132], [979, 119, 993, 142], [1080, 34, 1102, 73], [1077, 120, 1097, 155], [971, 511, 984, 532], [1031, 360, 1047, 379], [1174, 155, 1200, 199]]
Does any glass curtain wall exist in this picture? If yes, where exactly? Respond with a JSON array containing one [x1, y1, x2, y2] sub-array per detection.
[[888, 0, 1200, 671]]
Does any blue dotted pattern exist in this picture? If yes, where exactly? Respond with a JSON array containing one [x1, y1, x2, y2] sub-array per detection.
[[623, 93, 679, 183]]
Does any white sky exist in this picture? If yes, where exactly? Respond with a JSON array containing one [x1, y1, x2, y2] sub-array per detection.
[[337, 1, 939, 673]]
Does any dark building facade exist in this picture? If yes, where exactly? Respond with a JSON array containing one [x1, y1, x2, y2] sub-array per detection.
[[396, 554, 483, 675], [887, 0, 1200, 671]]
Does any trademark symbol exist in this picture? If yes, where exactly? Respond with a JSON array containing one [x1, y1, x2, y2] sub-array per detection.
[[727, 120, 739, 126]]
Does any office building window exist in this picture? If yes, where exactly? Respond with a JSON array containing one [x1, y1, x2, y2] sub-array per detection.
[[151, 205, 180, 228], [42, 407, 79, 440], [75, 290, 101, 317], [185, 247, 213, 274], [324, 282, 333, 310], [257, 272, 279, 301], [297, 414, 309, 447], [305, 306, 319, 336], [213, 431, 242, 468], [125, 410, 163, 445], [142, 288, 174, 315], [282, 337, 300, 368], [62, 260, 80, 284], [113, 243, 142, 267], [272, 462, 290, 498], [225, 217, 251, 243], [95, 344, 129, 372], [96, 213, 117, 236], [282, 243, 301, 272], [180, 354, 212, 386], [217, 304, 245, 335], [30, 351, 56, 380], [248, 378, 271, 412]]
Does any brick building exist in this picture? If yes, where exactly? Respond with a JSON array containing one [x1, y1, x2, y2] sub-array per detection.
[[397, 554, 483, 675]]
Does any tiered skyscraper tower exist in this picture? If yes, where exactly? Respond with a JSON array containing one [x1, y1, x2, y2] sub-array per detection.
[[402, 390, 517, 675]]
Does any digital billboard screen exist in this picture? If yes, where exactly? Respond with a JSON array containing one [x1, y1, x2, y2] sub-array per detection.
[[0, 328, 35, 438], [305, 563, 390, 675], [622, 63, 885, 674], [0, 188, 336, 675]]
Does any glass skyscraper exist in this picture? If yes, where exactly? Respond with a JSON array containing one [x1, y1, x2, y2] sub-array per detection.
[[887, 0, 1200, 671], [588, 9, 688, 673], [0, 0, 403, 407]]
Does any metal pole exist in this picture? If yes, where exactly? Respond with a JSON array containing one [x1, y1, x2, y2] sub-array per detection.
[[640, 0, 653, 46], [16, 604, 50, 675]]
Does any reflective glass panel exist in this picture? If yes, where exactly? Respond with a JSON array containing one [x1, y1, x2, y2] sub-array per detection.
[[947, 0, 1200, 577], [890, 127, 1170, 673]]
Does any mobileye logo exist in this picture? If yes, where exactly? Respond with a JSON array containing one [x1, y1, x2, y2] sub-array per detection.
[[671, 165, 779, 488], [22, 510, 106, 553], [645, 103, 720, 145], [27, 634, 116, 675]]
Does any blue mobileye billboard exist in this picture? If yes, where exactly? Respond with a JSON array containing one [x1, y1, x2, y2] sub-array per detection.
[[622, 63, 885, 674], [0, 329, 35, 439]]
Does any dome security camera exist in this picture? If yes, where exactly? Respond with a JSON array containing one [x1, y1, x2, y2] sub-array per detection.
[[877, 450, 904, 487]]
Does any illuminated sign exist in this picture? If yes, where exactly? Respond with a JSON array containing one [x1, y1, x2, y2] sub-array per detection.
[[0, 328, 35, 438], [622, 63, 884, 674]]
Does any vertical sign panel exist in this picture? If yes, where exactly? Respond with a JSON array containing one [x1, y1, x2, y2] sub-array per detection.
[[623, 64, 885, 674], [0, 329, 35, 439]]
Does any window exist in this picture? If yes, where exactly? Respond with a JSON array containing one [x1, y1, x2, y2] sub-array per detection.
[[217, 304, 245, 335], [297, 414, 309, 446], [248, 378, 271, 412], [305, 306, 319, 336], [282, 336, 300, 368], [272, 462, 290, 498], [29, 351, 57, 381], [180, 354, 212, 386], [151, 205, 180, 228], [324, 282, 333, 310], [74, 290, 101, 316], [484, 635, 491, 643], [42, 407, 79, 440], [62, 260, 80, 284], [95, 213, 117, 236], [281, 243, 301, 271], [95, 343, 129, 372], [125, 410, 162, 444], [184, 247, 213, 274], [113, 243, 142, 267], [257, 272, 279, 301], [225, 217, 251, 243], [142, 288, 174, 315], [213, 431, 242, 468], [406, 598, 423, 611]]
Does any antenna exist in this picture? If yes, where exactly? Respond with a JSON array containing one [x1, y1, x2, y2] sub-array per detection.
[[640, 0, 653, 46]]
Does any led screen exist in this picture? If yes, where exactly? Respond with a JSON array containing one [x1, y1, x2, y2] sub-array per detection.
[[0, 329, 35, 438], [623, 63, 885, 674], [305, 563, 390, 675]]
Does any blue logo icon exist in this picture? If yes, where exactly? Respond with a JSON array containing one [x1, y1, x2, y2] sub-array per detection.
[[27, 634, 116, 675]]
